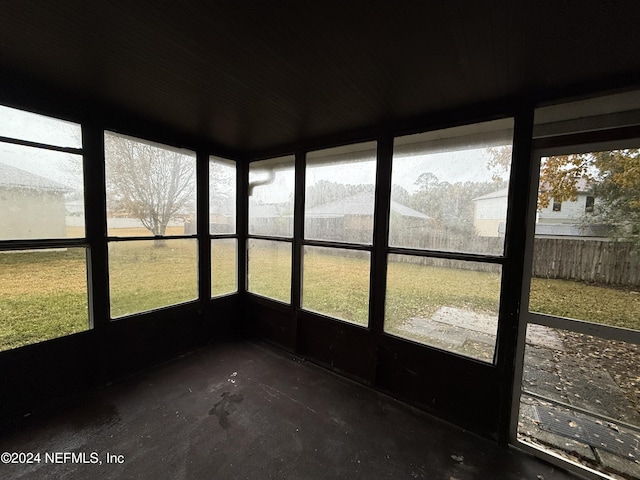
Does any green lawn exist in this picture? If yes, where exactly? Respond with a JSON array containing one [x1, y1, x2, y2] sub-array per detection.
[[1, 244, 639, 352], [108, 239, 199, 318], [0, 249, 89, 351]]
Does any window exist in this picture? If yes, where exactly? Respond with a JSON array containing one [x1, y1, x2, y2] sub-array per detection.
[[247, 238, 292, 303], [552, 201, 561, 212], [249, 156, 295, 238], [210, 156, 237, 297], [303, 142, 377, 325], [0, 105, 88, 351], [302, 246, 370, 326], [305, 143, 377, 244], [390, 119, 513, 255], [515, 91, 640, 479], [585, 195, 595, 213], [104, 132, 198, 317], [384, 119, 514, 362], [247, 155, 294, 303]]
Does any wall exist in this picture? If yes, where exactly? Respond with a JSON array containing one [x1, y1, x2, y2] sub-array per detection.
[[0, 189, 66, 240], [538, 193, 590, 224]]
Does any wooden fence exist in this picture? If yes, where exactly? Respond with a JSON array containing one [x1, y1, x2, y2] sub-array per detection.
[[388, 232, 640, 286], [532, 238, 640, 287]]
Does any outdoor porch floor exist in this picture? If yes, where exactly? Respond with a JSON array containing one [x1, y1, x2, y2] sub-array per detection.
[[0, 340, 581, 480]]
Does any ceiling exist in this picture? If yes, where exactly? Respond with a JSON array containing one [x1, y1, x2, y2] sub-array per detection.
[[0, 1, 639, 155]]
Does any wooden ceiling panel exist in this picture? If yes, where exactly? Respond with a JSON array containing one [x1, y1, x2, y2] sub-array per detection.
[[0, 1, 638, 154]]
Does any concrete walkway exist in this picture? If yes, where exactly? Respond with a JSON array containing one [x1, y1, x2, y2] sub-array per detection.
[[520, 326, 640, 480], [397, 308, 640, 479]]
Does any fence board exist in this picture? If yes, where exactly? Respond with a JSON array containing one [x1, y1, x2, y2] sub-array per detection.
[[532, 238, 640, 287]]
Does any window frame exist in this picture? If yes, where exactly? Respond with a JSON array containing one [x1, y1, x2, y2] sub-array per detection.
[[299, 142, 378, 327], [382, 118, 517, 364], [209, 155, 238, 298], [103, 131, 200, 319], [246, 154, 296, 305], [0, 106, 91, 349]]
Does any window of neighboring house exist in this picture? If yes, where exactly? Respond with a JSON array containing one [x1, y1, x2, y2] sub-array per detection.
[[104, 132, 198, 318], [0, 104, 89, 351], [552, 201, 562, 212], [210, 156, 237, 297], [302, 142, 377, 326], [384, 118, 514, 363], [585, 195, 595, 213], [247, 155, 295, 303]]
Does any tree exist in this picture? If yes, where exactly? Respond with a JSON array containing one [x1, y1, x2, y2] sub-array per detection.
[[538, 154, 595, 209], [105, 134, 195, 243], [531, 149, 640, 242], [409, 172, 504, 232], [589, 149, 640, 242]]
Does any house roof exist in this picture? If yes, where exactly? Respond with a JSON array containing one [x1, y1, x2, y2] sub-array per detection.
[[474, 179, 593, 202], [306, 192, 430, 219], [0, 162, 69, 192], [473, 188, 509, 202]]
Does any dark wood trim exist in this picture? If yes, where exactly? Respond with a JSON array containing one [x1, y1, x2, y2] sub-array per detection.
[[83, 123, 110, 330], [495, 106, 535, 445], [0, 135, 82, 154], [197, 150, 211, 304], [370, 137, 393, 337]]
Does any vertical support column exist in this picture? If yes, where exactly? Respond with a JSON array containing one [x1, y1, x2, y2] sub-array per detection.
[[496, 105, 534, 445], [236, 158, 249, 296], [196, 150, 211, 308], [370, 137, 393, 338], [83, 123, 110, 330], [291, 150, 306, 352]]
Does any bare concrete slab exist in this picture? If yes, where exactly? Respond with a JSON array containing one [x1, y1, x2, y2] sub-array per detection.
[[0, 341, 581, 480], [430, 306, 498, 337], [526, 324, 565, 351]]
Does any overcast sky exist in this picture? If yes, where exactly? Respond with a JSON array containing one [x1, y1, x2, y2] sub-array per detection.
[[1, 104, 506, 196]]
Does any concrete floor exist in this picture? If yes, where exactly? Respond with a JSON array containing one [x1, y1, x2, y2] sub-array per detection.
[[0, 340, 582, 480]]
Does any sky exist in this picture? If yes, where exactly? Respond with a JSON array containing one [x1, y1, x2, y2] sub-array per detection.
[[0, 103, 506, 197], [0, 105, 82, 187]]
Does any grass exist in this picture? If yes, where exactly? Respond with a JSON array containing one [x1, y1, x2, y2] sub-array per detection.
[[0, 249, 89, 351], [302, 248, 370, 325], [1, 244, 639, 352], [108, 239, 198, 318]]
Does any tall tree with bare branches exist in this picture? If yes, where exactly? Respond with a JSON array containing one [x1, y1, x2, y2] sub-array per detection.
[[104, 134, 195, 242]]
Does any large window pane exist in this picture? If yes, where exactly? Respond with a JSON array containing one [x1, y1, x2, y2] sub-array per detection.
[[211, 238, 237, 297], [109, 239, 198, 318], [0, 249, 88, 351], [529, 149, 640, 332], [209, 156, 236, 234], [302, 246, 370, 326], [390, 119, 513, 255], [0, 104, 82, 148], [0, 142, 84, 239], [385, 254, 502, 362], [104, 132, 196, 237], [247, 239, 291, 303], [249, 156, 295, 237], [305, 142, 377, 244]]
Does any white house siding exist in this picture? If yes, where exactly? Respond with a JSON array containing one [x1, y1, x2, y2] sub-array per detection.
[[538, 193, 592, 224], [0, 188, 66, 240], [473, 192, 508, 237]]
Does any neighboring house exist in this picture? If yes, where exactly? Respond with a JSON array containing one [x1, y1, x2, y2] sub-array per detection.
[[0, 162, 69, 240], [473, 180, 609, 239], [537, 178, 595, 225], [305, 192, 431, 243], [249, 201, 293, 236], [472, 188, 509, 237]]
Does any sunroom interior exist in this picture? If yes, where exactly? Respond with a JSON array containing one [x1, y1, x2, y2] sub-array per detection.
[[1, 2, 640, 479]]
